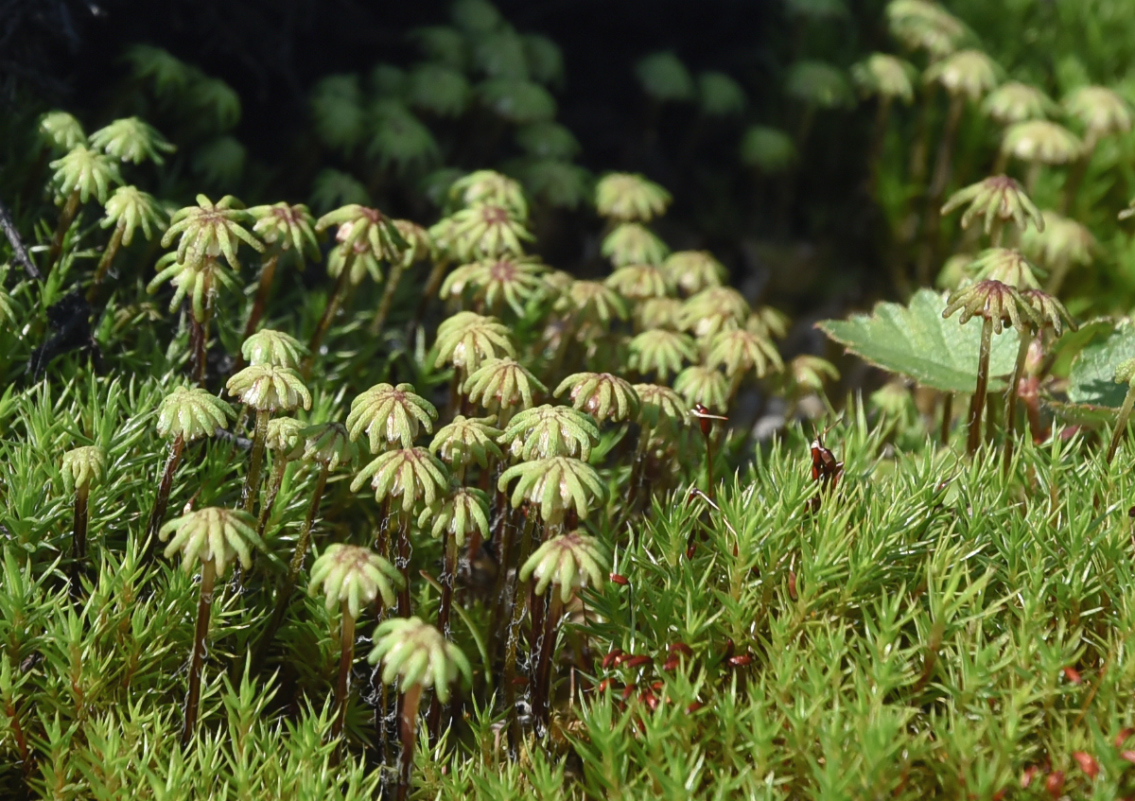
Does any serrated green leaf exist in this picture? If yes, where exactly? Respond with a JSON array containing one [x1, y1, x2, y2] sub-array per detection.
[[816, 288, 1020, 393], [1064, 319, 1135, 411]]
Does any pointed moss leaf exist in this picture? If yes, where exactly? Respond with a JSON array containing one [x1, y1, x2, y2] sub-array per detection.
[[1064, 319, 1135, 410], [816, 288, 1020, 393]]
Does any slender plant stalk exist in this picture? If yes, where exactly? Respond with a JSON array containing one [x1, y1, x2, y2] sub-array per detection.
[[1061, 134, 1099, 215], [87, 222, 124, 303], [45, 189, 80, 278], [182, 557, 217, 745], [918, 94, 966, 285], [257, 457, 289, 539], [502, 516, 539, 699], [1105, 384, 1135, 464], [394, 512, 413, 618], [397, 684, 423, 801], [305, 264, 353, 376], [70, 483, 90, 590], [369, 261, 406, 336], [146, 435, 186, 556], [531, 593, 563, 737], [1002, 331, 1033, 472], [242, 410, 272, 515], [1046, 258, 1073, 297], [704, 424, 717, 502], [331, 600, 355, 742], [241, 253, 281, 348], [940, 393, 953, 445], [192, 296, 214, 386], [966, 317, 994, 456]]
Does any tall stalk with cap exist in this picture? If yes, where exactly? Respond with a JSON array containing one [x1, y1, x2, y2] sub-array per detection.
[[61, 445, 106, 584]]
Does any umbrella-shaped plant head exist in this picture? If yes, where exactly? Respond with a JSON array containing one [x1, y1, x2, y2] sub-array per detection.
[[445, 204, 534, 262], [463, 357, 545, 424], [162, 194, 262, 273], [1020, 211, 1097, 294], [369, 617, 471, 800], [497, 455, 606, 527], [635, 51, 695, 104], [555, 372, 641, 425], [90, 116, 175, 165], [697, 71, 747, 117], [441, 256, 549, 317], [258, 416, 305, 534], [346, 382, 438, 454], [46, 144, 124, 275], [420, 486, 490, 637], [637, 297, 684, 331], [705, 328, 783, 386], [242, 203, 322, 341], [662, 251, 726, 297], [61, 445, 106, 574], [309, 543, 402, 741], [628, 329, 697, 382], [606, 264, 671, 302], [352, 447, 450, 515], [499, 405, 600, 462], [39, 111, 86, 151], [601, 223, 671, 267], [941, 176, 1044, 245], [595, 173, 672, 223], [982, 82, 1056, 126], [147, 387, 235, 549], [1064, 85, 1132, 149], [852, 54, 915, 106], [678, 286, 751, 342], [739, 126, 798, 174], [159, 506, 262, 744], [449, 169, 529, 219], [886, 0, 968, 59], [434, 312, 516, 374], [635, 383, 688, 435], [557, 280, 630, 332], [429, 415, 503, 481], [674, 365, 730, 415], [241, 328, 308, 370]]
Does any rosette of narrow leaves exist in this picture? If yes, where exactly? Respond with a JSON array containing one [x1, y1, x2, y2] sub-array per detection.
[[706, 328, 783, 381], [433, 312, 516, 372], [674, 365, 730, 413], [317, 204, 405, 268], [160, 507, 261, 577], [90, 117, 175, 165], [226, 364, 312, 413], [310, 544, 402, 621], [39, 111, 86, 150], [785, 61, 853, 109], [555, 372, 641, 424], [266, 417, 305, 457], [635, 51, 694, 102], [407, 63, 471, 118], [982, 82, 1056, 125], [157, 386, 234, 442], [163, 194, 263, 274], [369, 617, 471, 703], [941, 176, 1043, 238], [515, 122, 580, 160], [1001, 120, 1083, 165], [851, 54, 915, 104], [101, 186, 167, 246], [749, 307, 790, 340], [1064, 85, 1133, 143], [301, 422, 357, 472], [441, 256, 548, 316], [663, 251, 726, 296], [498, 456, 607, 525], [242, 329, 307, 369], [419, 487, 489, 547], [637, 297, 683, 330], [556, 280, 629, 327], [520, 531, 610, 604], [446, 204, 534, 261], [351, 447, 449, 513], [628, 329, 697, 381], [310, 74, 364, 154], [248, 202, 321, 262], [634, 383, 688, 432], [148, 254, 239, 322], [347, 383, 438, 453], [969, 248, 1043, 290], [51, 145, 122, 204], [601, 223, 670, 267], [606, 264, 671, 301], [449, 170, 528, 219], [429, 415, 502, 475], [1019, 290, 1075, 337], [595, 173, 672, 222], [463, 358, 545, 418], [679, 286, 751, 340], [478, 79, 558, 125], [366, 100, 440, 174], [499, 405, 599, 461]]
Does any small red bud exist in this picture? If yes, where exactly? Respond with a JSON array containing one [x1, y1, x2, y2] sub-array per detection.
[[641, 691, 659, 711], [623, 655, 653, 669], [727, 655, 753, 667], [1045, 770, 1064, 798], [510, 676, 528, 687], [1117, 728, 1135, 748], [1120, 750, 1135, 764], [788, 571, 798, 601], [668, 642, 693, 657], [685, 701, 704, 715], [1021, 766, 1040, 789], [612, 653, 631, 667], [1072, 752, 1099, 779], [662, 656, 681, 671], [609, 572, 629, 586], [602, 649, 624, 670], [621, 682, 637, 701], [597, 679, 612, 693], [686, 542, 697, 560], [1063, 666, 1082, 684], [651, 681, 664, 691]]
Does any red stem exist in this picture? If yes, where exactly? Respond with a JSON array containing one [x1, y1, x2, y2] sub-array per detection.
[[182, 558, 217, 745]]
